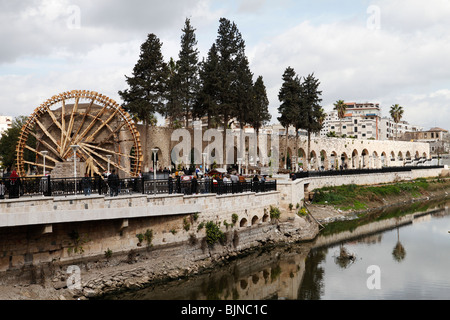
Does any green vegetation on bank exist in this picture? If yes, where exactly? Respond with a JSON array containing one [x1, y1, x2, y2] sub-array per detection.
[[312, 177, 450, 211]]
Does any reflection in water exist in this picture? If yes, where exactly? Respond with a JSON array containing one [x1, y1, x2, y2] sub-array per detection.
[[102, 198, 450, 300]]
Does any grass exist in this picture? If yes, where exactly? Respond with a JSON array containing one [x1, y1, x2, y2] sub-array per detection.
[[311, 177, 447, 211]]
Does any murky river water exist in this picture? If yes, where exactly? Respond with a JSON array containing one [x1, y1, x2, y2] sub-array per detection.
[[102, 198, 450, 300]]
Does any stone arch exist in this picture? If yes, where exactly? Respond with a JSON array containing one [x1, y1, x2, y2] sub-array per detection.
[[415, 151, 420, 160], [320, 149, 328, 170], [351, 149, 359, 169], [251, 215, 259, 225], [397, 151, 403, 161], [405, 151, 411, 160], [381, 152, 387, 167], [422, 152, 427, 160], [240, 217, 248, 228], [372, 151, 380, 169], [284, 147, 293, 170], [361, 149, 369, 168], [330, 151, 338, 170], [262, 212, 269, 222], [298, 148, 306, 170], [340, 152, 349, 169], [390, 151, 395, 163], [310, 150, 318, 170]]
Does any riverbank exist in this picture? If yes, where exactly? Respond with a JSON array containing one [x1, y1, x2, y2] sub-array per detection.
[[306, 177, 450, 224], [0, 214, 317, 300]]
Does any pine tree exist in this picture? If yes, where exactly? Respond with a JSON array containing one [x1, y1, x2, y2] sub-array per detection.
[[118, 33, 169, 125], [177, 18, 200, 128], [299, 73, 323, 167], [250, 75, 271, 134], [215, 17, 246, 129], [278, 67, 301, 168], [195, 44, 221, 128], [164, 57, 183, 128]]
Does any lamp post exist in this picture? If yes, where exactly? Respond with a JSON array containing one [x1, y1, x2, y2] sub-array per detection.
[[151, 148, 158, 195], [106, 155, 111, 175], [202, 153, 207, 174], [41, 151, 48, 176], [70, 145, 79, 196]]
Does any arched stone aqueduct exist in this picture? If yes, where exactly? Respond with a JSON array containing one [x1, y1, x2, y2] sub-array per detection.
[[137, 126, 430, 172], [281, 136, 430, 171]]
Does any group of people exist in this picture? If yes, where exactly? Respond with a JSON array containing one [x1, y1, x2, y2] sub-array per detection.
[[0, 169, 21, 199], [81, 169, 119, 196]]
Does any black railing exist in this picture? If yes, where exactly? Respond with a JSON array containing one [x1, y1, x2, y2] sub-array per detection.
[[292, 165, 445, 179], [0, 175, 277, 199]]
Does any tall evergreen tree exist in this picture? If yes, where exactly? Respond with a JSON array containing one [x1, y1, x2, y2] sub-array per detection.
[[164, 57, 183, 128], [177, 18, 200, 128], [251, 75, 271, 134], [278, 66, 301, 168], [299, 73, 323, 167], [215, 17, 246, 129], [194, 44, 221, 128], [118, 33, 168, 125]]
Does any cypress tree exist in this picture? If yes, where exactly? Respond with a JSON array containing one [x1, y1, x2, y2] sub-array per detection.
[[118, 33, 168, 125], [177, 18, 200, 128]]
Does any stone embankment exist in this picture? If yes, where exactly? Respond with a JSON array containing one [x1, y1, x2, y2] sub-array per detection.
[[0, 214, 318, 300]]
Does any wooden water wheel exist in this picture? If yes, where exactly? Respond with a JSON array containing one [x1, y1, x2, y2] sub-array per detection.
[[15, 90, 143, 178]]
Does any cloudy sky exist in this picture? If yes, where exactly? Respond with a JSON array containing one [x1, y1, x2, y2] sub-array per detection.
[[1, 0, 449, 130]]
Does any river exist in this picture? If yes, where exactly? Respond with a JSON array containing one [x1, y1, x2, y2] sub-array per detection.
[[100, 197, 450, 300]]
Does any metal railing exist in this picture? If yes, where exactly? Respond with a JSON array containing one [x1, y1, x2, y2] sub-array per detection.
[[0, 176, 277, 199], [292, 165, 445, 179]]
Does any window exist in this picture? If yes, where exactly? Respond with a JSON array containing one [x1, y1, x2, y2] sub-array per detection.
[[354, 127, 358, 132], [362, 125, 366, 129], [343, 125, 347, 129], [354, 119, 358, 124]]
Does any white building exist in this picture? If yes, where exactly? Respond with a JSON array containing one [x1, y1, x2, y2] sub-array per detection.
[[0, 116, 12, 137]]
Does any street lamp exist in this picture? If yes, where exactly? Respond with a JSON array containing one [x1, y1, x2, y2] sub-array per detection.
[[151, 148, 158, 195], [41, 151, 48, 176], [202, 153, 207, 174], [237, 158, 242, 175], [106, 155, 112, 174], [70, 145, 80, 196]]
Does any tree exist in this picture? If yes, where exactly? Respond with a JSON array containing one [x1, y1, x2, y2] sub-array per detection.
[[0, 116, 34, 172], [250, 75, 271, 134], [390, 104, 404, 140], [118, 33, 169, 125], [164, 57, 183, 128], [299, 73, 323, 168], [194, 44, 221, 128], [177, 18, 200, 128], [278, 67, 300, 169], [215, 17, 246, 129], [333, 100, 347, 137]]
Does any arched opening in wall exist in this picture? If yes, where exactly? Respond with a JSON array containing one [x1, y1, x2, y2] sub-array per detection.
[[397, 151, 403, 162], [320, 149, 328, 170], [330, 151, 337, 170], [262, 213, 269, 222], [251, 215, 259, 225], [240, 279, 248, 290], [361, 149, 369, 168], [390, 151, 395, 162], [310, 150, 318, 170], [422, 152, 427, 160], [285, 147, 293, 170], [381, 152, 387, 167], [406, 151, 411, 160], [298, 148, 306, 170], [252, 274, 259, 285], [351, 149, 359, 169], [372, 151, 379, 169], [240, 218, 248, 228], [415, 151, 420, 160], [340, 152, 348, 169]]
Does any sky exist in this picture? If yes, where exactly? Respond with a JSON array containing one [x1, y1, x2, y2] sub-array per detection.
[[0, 0, 449, 130]]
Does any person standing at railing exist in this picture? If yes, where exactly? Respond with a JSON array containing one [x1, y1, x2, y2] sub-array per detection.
[[191, 175, 198, 194], [8, 169, 21, 199], [168, 174, 173, 194], [108, 169, 119, 196], [82, 173, 92, 196]]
